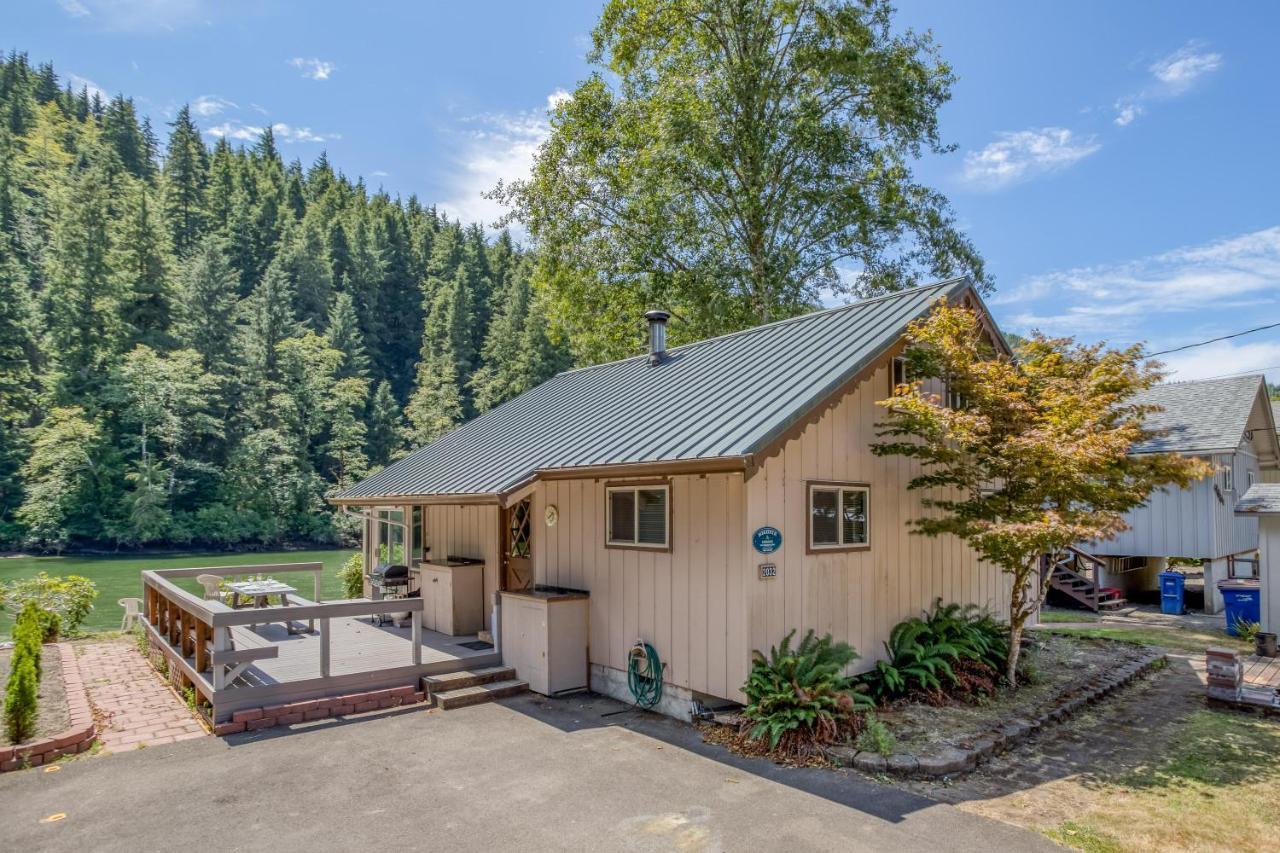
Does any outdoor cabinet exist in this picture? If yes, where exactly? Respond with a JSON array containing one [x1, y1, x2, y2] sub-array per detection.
[[499, 589, 588, 696], [419, 561, 485, 636]]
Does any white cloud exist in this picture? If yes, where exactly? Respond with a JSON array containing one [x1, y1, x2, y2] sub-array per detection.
[[1113, 100, 1143, 127], [961, 127, 1101, 190], [55, 0, 208, 32], [369, 170, 389, 178], [289, 58, 336, 81], [996, 226, 1280, 345], [1158, 340, 1280, 384], [438, 90, 570, 229], [191, 95, 236, 117], [68, 73, 108, 104], [58, 0, 91, 18], [205, 121, 335, 144], [1150, 43, 1223, 94]]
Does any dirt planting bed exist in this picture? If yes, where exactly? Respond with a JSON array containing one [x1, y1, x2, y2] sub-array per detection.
[[0, 644, 70, 746]]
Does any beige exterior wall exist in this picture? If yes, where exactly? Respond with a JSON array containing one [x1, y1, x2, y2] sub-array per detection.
[[532, 472, 751, 704], [419, 504, 502, 627], [1260, 517, 1280, 633], [531, 352, 1009, 704], [745, 357, 1011, 688]]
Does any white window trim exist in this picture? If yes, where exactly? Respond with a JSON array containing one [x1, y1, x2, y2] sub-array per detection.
[[808, 482, 870, 551], [606, 483, 670, 549]]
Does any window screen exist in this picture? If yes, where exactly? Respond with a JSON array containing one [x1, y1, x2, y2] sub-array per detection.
[[609, 489, 636, 543], [811, 488, 839, 546], [607, 485, 668, 548], [637, 489, 667, 545], [810, 484, 869, 549]]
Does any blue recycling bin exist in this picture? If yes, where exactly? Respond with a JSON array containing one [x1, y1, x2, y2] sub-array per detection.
[[1220, 581, 1261, 636], [1159, 571, 1185, 615]]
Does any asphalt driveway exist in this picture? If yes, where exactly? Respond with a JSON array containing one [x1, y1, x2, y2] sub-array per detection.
[[0, 692, 1057, 852]]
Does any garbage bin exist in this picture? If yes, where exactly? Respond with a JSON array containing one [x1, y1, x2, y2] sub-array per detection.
[[1219, 580, 1261, 636], [1159, 571, 1186, 615]]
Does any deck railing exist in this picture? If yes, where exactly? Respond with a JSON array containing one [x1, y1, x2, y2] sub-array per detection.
[[141, 563, 424, 701]]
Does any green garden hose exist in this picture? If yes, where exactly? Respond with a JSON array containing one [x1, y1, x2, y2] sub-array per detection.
[[627, 640, 663, 709]]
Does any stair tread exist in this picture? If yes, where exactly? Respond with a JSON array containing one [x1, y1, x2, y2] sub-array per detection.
[[423, 665, 514, 686], [434, 678, 526, 699]]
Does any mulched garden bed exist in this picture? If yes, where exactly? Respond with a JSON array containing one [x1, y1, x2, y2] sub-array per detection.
[[877, 634, 1148, 755], [0, 644, 71, 746]]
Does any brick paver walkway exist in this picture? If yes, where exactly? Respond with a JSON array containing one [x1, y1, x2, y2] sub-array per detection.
[[74, 640, 207, 752]]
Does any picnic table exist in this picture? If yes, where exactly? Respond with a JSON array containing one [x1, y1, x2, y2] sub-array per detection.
[[227, 579, 308, 634]]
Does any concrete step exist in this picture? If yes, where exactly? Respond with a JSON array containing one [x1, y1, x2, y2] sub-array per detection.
[[433, 679, 527, 711], [422, 665, 516, 698]]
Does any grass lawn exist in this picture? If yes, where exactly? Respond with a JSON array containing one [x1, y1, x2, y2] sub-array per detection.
[[1039, 623, 1252, 655], [1038, 608, 1102, 624], [1044, 708, 1280, 852], [0, 549, 356, 640]]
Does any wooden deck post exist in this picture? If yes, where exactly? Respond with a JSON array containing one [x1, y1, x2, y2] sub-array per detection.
[[194, 620, 209, 672], [319, 617, 331, 678], [411, 609, 422, 666]]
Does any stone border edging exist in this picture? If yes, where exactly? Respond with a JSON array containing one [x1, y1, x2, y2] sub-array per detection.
[[0, 642, 97, 772], [826, 651, 1166, 779], [212, 685, 427, 736]]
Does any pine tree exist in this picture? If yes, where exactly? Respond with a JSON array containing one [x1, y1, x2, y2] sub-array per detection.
[[365, 380, 404, 466], [175, 237, 239, 374], [205, 137, 236, 235], [279, 216, 333, 329], [102, 95, 152, 179], [238, 254, 301, 420], [162, 105, 208, 253], [43, 156, 121, 402], [113, 185, 173, 349], [404, 352, 463, 447], [325, 290, 369, 378]]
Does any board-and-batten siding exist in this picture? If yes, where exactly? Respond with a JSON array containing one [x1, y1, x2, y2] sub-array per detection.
[[745, 359, 1010, 686], [420, 504, 502, 625], [533, 473, 750, 704], [1088, 446, 1259, 560], [1261, 519, 1280, 633], [533, 353, 1008, 704]]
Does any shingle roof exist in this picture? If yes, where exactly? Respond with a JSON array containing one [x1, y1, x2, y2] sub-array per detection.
[[335, 277, 975, 501], [1235, 483, 1280, 515], [1130, 374, 1265, 454]]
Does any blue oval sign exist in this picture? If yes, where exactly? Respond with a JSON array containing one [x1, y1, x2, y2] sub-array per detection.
[[752, 526, 782, 554]]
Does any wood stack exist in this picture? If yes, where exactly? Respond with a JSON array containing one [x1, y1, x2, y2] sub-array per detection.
[[1206, 647, 1242, 702]]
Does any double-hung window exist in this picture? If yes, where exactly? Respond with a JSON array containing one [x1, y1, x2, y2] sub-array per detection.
[[808, 482, 869, 551], [607, 483, 670, 549]]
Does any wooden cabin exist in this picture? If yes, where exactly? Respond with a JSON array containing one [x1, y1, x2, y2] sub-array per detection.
[[1076, 375, 1280, 613], [331, 278, 1014, 718]]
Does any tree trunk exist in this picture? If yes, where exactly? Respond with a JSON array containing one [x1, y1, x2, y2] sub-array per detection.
[[1006, 576, 1025, 688]]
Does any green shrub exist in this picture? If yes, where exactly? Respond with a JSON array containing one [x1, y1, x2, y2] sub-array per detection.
[[0, 572, 97, 637], [860, 599, 1008, 703], [3, 650, 39, 743], [854, 711, 897, 756], [339, 553, 365, 599], [4, 602, 47, 744], [742, 629, 872, 756], [1234, 617, 1262, 644]]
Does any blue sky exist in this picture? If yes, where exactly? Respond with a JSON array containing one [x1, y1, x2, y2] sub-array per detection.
[[12, 0, 1280, 382]]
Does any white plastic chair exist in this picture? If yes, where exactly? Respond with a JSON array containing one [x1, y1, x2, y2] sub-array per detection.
[[196, 574, 226, 602], [119, 597, 142, 632]]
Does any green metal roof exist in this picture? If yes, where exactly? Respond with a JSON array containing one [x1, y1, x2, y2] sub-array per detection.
[[335, 277, 975, 501]]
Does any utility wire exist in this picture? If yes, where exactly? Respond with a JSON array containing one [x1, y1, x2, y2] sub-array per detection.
[[1148, 321, 1280, 356]]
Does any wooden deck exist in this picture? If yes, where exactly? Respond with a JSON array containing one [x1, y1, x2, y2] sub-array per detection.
[[1242, 655, 1280, 690], [228, 618, 497, 687]]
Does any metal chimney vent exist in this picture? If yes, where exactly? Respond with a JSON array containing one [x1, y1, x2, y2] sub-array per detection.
[[645, 310, 671, 365]]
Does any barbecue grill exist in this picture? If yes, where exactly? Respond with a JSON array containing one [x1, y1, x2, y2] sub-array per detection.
[[369, 563, 411, 625]]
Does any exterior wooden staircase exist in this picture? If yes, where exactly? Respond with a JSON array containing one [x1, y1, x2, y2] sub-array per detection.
[[1043, 547, 1127, 612], [421, 665, 527, 710]]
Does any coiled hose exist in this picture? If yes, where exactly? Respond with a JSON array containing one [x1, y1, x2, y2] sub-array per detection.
[[627, 640, 663, 709]]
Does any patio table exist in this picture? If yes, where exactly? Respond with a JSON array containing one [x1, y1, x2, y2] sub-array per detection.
[[227, 579, 304, 634]]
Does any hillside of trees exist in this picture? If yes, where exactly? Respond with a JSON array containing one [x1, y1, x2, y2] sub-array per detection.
[[0, 53, 569, 551]]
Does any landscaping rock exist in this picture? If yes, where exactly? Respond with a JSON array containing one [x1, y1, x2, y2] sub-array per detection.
[[825, 745, 858, 766], [915, 746, 974, 777], [885, 753, 919, 775], [853, 751, 887, 773]]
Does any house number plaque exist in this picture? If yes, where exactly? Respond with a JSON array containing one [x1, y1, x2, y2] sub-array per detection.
[[758, 563, 777, 580]]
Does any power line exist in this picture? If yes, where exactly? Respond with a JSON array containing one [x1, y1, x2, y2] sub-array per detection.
[[1166, 363, 1280, 383], [1148, 320, 1280, 356]]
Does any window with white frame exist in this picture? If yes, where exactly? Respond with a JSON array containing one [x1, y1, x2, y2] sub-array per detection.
[[607, 483, 670, 549], [1222, 458, 1235, 493], [808, 483, 869, 550]]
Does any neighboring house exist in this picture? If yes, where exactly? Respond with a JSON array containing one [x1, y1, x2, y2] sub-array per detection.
[[1234, 483, 1280, 633], [331, 277, 1014, 717], [1262, 400, 1280, 484], [1078, 375, 1280, 614]]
